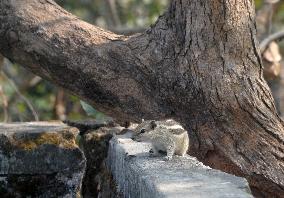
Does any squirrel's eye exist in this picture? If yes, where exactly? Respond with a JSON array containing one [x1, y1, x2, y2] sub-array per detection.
[[140, 129, 146, 133]]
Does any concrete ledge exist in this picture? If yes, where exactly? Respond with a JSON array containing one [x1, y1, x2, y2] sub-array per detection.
[[107, 136, 253, 198]]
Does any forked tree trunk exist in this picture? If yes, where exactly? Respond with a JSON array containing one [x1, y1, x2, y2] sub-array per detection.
[[0, 0, 283, 197]]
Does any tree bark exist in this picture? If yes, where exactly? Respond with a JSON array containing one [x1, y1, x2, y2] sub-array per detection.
[[0, 0, 283, 197]]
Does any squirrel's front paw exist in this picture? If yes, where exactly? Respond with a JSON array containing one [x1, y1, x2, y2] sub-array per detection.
[[149, 149, 156, 157], [164, 156, 172, 161]]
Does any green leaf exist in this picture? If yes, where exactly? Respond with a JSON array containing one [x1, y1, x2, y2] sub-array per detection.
[[80, 100, 97, 116]]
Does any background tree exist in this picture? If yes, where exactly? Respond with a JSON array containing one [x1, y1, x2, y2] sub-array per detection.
[[1, 0, 284, 122], [0, 0, 284, 197]]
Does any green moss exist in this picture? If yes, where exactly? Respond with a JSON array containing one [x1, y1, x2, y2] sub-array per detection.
[[17, 141, 38, 151], [15, 132, 76, 151]]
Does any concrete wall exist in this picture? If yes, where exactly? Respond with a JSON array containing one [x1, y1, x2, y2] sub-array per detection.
[[107, 135, 254, 198]]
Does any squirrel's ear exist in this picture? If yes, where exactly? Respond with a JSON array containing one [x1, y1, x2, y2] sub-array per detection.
[[150, 121, 157, 129]]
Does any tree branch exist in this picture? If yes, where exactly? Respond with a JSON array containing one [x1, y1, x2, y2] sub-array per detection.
[[1, 71, 39, 121], [105, 0, 122, 27], [0, 85, 9, 123], [0, 0, 284, 197], [260, 29, 284, 53], [0, 0, 169, 124]]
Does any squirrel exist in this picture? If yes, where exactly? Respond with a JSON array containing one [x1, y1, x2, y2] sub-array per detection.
[[132, 119, 189, 160]]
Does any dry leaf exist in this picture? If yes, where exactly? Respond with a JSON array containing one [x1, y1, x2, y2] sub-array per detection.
[[263, 42, 282, 63]]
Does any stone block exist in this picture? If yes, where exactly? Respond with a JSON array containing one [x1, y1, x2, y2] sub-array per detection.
[[0, 122, 86, 198]]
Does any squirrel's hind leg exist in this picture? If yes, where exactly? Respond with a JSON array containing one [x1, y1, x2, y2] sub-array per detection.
[[164, 142, 175, 161]]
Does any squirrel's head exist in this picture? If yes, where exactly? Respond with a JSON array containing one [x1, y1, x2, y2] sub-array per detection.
[[132, 120, 157, 142]]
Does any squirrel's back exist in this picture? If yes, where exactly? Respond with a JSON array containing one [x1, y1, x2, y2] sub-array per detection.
[[132, 119, 189, 158], [173, 132, 189, 156]]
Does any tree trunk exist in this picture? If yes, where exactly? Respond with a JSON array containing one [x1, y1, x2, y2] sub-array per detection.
[[0, 0, 283, 197]]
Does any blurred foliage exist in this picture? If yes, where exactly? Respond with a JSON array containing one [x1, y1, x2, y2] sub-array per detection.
[[56, 0, 168, 28], [0, 0, 283, 122]]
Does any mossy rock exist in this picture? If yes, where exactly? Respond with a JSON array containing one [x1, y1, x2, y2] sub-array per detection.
[[0, 122, 86, 197]]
